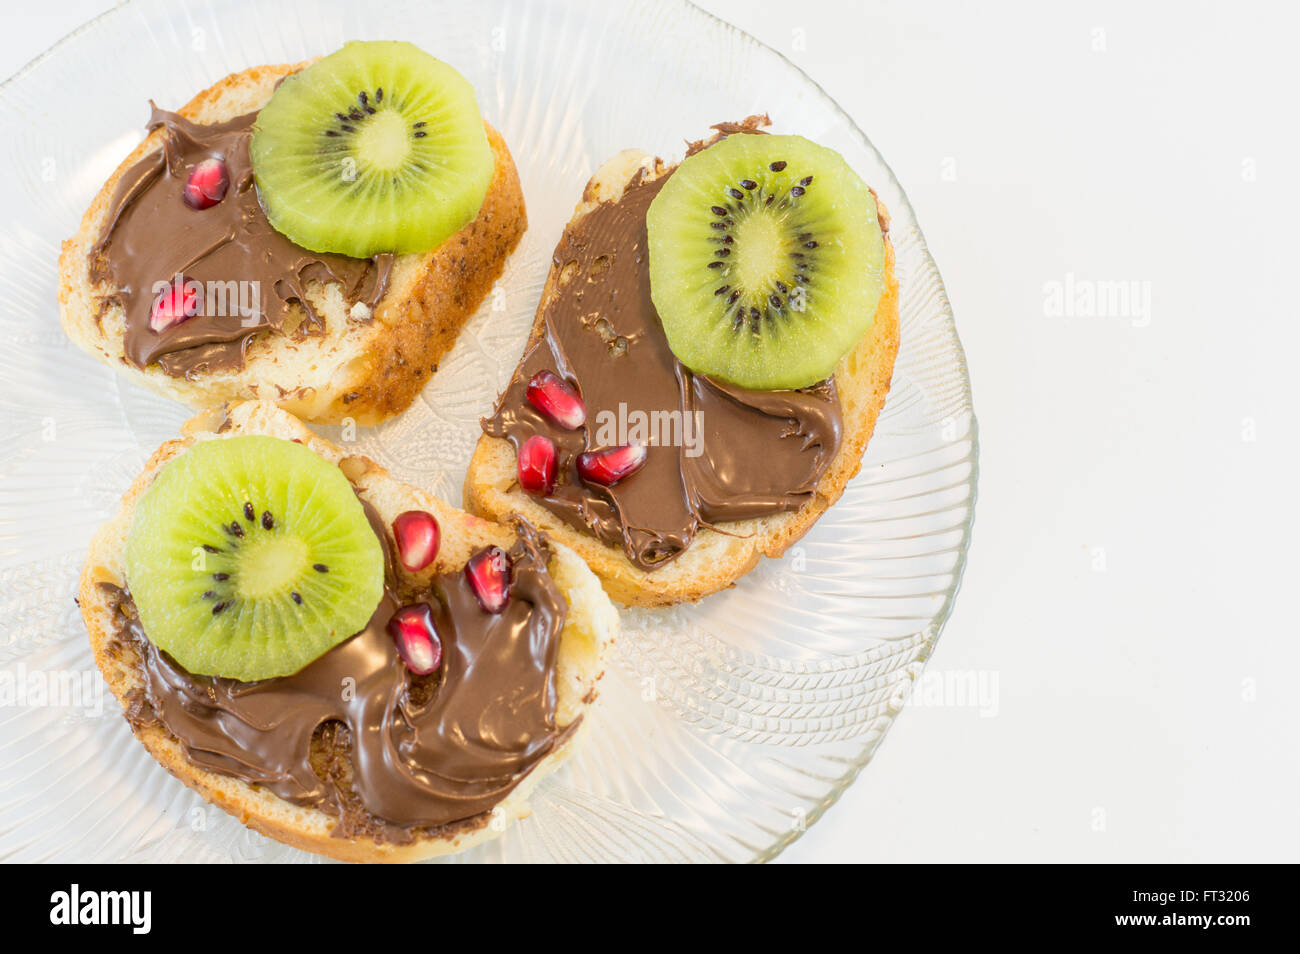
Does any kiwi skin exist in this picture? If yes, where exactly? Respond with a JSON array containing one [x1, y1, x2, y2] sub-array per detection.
[[646, 133, 886, 391], [124, 436, 384, 681], [251, 41, 494, 258]]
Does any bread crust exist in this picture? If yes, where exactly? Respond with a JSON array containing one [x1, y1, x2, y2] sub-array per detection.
[[464, 151, 900, 606], [78, 402, 616, 862], [58, 63, 527, 426]]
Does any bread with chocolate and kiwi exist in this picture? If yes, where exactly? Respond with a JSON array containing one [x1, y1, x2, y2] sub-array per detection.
[[59, 59, 526, 425], [465, 119, 899, 606], [78, 401, 616, 863]]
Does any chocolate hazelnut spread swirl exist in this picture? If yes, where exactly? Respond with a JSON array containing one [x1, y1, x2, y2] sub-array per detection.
[[102, 514, 571, 832], [90, 105, 392, 379], [483, 158, 844, 571]]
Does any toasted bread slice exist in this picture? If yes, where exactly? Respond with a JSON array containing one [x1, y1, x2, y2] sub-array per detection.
[[59, 63, 526, 426], [464, 148, 899, 607], [78, 401, 617, 863]]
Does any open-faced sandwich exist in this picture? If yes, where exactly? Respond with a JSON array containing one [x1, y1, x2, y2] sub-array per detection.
[[466, 116, 899, 606], [59, 42, 526, 425], [77, 401, 616, 862]]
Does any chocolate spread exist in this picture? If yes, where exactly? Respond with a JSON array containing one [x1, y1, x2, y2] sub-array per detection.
[[483, 129, 845, 570], [90, 105, 392, 379], [102, 508, 571, 837]]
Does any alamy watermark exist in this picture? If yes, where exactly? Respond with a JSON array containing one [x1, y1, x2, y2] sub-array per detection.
[[49, 885, 150, 934], [591, 402, 704, 458], [1043, 272, 1151, 328], [152, 278, 262, 326], [0, 664, 103, 717], [893, 668, 1000, 718]]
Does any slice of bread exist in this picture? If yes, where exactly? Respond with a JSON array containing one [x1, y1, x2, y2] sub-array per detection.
[[464, 148, 900, 607], [59, 62, 526, 426], [77, 400, 617, 863]]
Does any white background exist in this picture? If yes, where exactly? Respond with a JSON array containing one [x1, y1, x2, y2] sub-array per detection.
[[5, 1, 1296, 862]]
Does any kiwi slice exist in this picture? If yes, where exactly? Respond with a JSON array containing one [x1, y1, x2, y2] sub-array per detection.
[[124, 436, 384, 682], [250, 41, 493, 257], [646, 133, 886, 390]]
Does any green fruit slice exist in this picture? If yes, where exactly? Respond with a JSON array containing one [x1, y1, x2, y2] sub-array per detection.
[[125, 435, 384, 681], [646, 133, 886, 390], [250, 41, 493, 257]]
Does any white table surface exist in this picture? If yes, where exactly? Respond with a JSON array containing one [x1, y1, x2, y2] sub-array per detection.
[[5, 0, 1295, 863]]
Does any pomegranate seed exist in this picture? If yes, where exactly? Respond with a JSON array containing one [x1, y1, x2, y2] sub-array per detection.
[[525, 370, 585, 429], [149, 279, 201, 333], [392, 510, 440, 572], [577, 442, 647, 486], [386, 603, 442, 675], [183, 158, 230, 210], [465, 545, 512, 613], [517, 434, 557, 495]]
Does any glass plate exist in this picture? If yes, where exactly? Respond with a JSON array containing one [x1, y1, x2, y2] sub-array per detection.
[[0, 0, 976, 863]]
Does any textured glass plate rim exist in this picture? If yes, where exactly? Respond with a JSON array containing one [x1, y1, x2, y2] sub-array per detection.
[[0, 0, 981, 863]]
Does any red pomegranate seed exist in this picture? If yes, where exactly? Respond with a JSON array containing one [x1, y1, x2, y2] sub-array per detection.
[[386, 603, 442, 675], [577, 442, 647, 486], [392, 510, 440, 572], [465, 545, 512, 613], [149, 279, 201, 332], [525, 370, 585, 430], [183, 157, 230, 210], [517, 434, 557, 495]]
